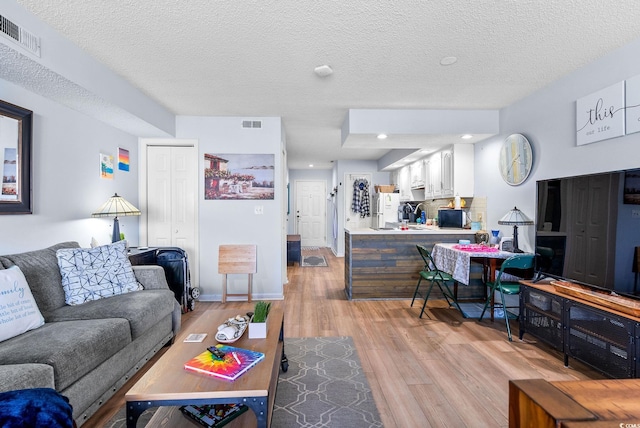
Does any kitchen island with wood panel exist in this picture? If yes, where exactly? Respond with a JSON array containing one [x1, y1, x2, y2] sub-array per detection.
[[344, 227, 482, 300]]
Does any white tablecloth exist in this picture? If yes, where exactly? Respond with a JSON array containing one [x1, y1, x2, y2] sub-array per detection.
[[431, 243, 516, 285]]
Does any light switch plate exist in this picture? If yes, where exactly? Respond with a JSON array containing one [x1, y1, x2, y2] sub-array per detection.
[[254, 205, 264, 215]]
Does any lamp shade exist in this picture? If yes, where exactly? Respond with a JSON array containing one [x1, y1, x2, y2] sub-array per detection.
[[497, 206, 533, 226], [91, 193, 141, 218], [91, 193, 141, 243], [497, 206, 532, 253]]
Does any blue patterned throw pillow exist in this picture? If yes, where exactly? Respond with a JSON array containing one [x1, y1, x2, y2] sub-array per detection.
[[56, 241, 142, 305]]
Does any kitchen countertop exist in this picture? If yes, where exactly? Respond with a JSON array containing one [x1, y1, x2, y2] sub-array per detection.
[[346, 226, 477, 235]]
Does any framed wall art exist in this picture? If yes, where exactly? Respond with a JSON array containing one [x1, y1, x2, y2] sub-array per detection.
[[100, 153, 114, 179], [623, 169, 640, 205], [118, 148, 130, 172], [0, 100, 32, 214], [204, 153, 274, 200]]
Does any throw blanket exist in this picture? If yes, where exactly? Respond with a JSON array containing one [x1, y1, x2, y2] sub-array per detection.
[[0, 388, 74, 428]]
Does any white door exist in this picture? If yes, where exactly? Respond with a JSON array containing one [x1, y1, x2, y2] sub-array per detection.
[[146, 144, 199, 288], [295, 180, 326, 247], [345, 173, 373, 230]]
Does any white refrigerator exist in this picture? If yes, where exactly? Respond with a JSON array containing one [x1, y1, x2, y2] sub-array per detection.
[[372, 193, 400, 228]]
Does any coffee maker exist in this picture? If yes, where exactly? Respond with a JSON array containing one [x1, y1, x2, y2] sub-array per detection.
[[398, 202, 418, 222]]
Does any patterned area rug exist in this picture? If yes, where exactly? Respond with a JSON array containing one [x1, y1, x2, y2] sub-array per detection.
[[301, 255, 328, 267], [106, 337, 381, 428], [273, 336, 382, 427]]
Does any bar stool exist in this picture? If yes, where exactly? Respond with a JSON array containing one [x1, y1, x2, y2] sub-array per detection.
[[218, 244, 256, 303]]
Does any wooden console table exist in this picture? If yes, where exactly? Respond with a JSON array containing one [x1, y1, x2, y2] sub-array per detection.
[[509, 378, 640, 427]]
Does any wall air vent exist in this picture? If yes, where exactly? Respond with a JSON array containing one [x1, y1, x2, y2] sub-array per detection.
[[242, 120, 262, 129], [0, 14, 41, 57]]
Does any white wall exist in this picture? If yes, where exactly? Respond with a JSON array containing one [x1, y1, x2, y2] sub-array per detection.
[[0, 79, 140, 254], [476, 36, 640, 253], [176, 116, 284, 301]]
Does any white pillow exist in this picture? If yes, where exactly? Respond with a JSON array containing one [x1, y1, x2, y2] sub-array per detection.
[[0, 266, 45, 342], [57, 240, 142, 305]]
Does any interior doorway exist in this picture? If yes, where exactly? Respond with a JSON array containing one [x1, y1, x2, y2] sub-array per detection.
[[294, 180, 326, 247]]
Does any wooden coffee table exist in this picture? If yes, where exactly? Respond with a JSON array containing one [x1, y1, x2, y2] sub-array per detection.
[[125, 303, 285, 428]]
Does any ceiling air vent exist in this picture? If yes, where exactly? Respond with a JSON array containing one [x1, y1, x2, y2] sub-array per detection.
[[242, 120, 262, 129], [0, 14, 41, 57]]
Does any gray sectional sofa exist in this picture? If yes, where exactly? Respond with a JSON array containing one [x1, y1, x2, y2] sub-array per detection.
[[0, 242, 181, 426]]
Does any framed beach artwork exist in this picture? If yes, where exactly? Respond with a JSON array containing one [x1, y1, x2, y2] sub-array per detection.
[[204, 153, 274, 200], [118, 148, 130, 172], [100, 153, 114, 179]]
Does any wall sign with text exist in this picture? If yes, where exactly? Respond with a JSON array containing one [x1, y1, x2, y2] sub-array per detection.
[[576, 82, 626, 146], [626, 74, 640, 135]]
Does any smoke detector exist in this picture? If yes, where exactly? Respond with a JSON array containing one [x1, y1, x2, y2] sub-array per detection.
[[314, 65, 333, 77]]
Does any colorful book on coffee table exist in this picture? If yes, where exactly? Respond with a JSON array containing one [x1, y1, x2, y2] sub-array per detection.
[[184, 345, 265, 381]]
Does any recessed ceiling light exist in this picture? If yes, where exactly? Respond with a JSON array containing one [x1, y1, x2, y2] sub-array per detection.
[[461, 134, 473, 140], [377, 133, 388, 140], [314, 65, 333, 77], [440, 56, 458, 66], [309, 164, 314, 168]]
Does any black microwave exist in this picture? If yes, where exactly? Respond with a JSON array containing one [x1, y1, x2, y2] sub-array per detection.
[[438, 209, 467, 228]]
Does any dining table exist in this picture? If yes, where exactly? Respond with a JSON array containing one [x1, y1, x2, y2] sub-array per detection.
[[431, 242, 524, 320], [431, 242, 516, 285]]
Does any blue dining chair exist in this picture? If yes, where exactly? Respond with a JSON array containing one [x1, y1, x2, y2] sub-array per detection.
[[411, 245, 460, 318], [478, 254, 535, 341]]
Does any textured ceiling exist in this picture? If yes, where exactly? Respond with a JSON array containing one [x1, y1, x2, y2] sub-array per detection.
[[14, 0, 640, 169]]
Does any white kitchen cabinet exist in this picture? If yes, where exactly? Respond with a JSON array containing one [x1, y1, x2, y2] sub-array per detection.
[[441, 149, 454, 197], [424, 152, 442, 199], [397, 165, 413, 201], [394, 144, 474, 201], [441, 144, 474, 198], [423, 145, 474, 199], [410, 160, 425, 189]]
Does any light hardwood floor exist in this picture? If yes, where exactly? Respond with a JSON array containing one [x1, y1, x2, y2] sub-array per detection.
[[87, 247, 601, 427]]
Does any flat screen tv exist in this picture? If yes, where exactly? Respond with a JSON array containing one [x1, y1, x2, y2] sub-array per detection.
[[535, 168, 640, 297]]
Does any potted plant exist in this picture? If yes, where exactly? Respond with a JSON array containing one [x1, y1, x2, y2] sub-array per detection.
[[248, 301, 271, 339]]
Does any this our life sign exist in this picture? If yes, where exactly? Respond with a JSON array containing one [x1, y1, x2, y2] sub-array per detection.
[[576, 81, 625, 146]]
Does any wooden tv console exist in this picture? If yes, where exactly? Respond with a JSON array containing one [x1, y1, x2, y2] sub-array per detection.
[[519, 280, 640, 378]]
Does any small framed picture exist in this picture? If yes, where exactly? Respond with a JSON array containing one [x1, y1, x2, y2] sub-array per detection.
[[624, 169, 640, 205]]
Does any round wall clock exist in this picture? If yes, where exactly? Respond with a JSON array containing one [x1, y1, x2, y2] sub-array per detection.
[[499, 133, 533, 186]]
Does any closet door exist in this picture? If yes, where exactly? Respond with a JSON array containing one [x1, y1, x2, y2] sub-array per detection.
[[147, 145, 198, 287]]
